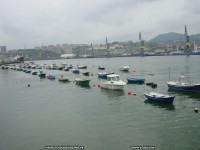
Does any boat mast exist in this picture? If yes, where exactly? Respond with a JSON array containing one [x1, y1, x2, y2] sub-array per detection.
[[168, 67, 171, 81]]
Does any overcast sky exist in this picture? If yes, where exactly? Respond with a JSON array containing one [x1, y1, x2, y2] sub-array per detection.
[[0, 0, 200, 49]]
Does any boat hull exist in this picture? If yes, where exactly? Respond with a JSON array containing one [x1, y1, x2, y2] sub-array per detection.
[[72, 69, 80, 74], [75, 79, 90, 85], [167, 82, 200, 92], [119, 66, 129, 72], [101, 83, 125, 90], [58, 76, 69, 82], [82, 72, 90, 76], [127, 78, 145, 84], [98, 67, 105, 70], [32, 72, 37, 75], [38, 74, 46, 78], [119, 68, 129, 72], [144, 93, 174, 103], [47, 76, 56, 80], [77, 66, 87, 69]]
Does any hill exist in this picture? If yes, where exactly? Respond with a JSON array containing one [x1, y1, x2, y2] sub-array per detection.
[[148, 32, 200, 44]]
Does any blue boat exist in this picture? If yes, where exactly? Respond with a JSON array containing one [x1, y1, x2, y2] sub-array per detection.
[[144, 92, 175, 103], [127, 77, 145, 84], [72, 69, 80, 74], [167, 81, 200, 92], [98, 72, 114, 79]]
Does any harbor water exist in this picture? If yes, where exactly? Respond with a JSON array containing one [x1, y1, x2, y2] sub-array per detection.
[[0, 56, 200, 150]]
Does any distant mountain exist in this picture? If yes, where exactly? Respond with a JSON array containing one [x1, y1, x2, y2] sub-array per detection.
[[148, 32, 200, 44]]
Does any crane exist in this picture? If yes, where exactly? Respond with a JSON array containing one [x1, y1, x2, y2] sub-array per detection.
[[139, 32, 145, 56], [184, 25, 191, 53]]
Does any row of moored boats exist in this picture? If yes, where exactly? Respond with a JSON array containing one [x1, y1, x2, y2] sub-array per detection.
[[1, 63, 200, 104]]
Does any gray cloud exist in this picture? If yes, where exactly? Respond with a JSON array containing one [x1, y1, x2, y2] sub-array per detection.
[[0, 0, 200, 49]]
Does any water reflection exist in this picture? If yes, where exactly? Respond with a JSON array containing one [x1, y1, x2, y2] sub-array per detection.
[[100, 88, 125, 100], [168, 89, 200, 100], [76, 83, 91, 89], [144, 99, 175, 111]]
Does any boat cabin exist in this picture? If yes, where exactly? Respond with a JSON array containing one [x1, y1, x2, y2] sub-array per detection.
[[107, 74, 120, 81]]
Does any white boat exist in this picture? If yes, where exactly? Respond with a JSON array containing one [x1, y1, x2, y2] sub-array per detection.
[[58, 75, 69, 82], [101, 74, 126, 90], [119, 66, 130, 71]]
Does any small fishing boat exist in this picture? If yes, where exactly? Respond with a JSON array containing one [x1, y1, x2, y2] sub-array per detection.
[[75, 78, 90, 85], [82, 72, 90, 76], [101, 74, 126, 90], [98, 72, 114, 79], [98, 66, 105, 70], [127, 77, 145, 84], [66, 65, 73, 69], [58, 75, 69, 82], [72, 69, 80, 74], [167, 81, 200, 92], [16, 67, 23, 71], [63, 67, 69, 71], [167, 70, 200, 92], [144, 92, 175, 103], [32, 71, 37, 75], [57, 66, 64, 70], [3, 66, 9, 69], [146, 82, 157, 88], [38, 71, 46, 78], [25, 70, 31, 73], [50, 64, 57, 70], [119, 66, 130, 72], [47, 74, 56, 80], [77, 65, 87, 69]]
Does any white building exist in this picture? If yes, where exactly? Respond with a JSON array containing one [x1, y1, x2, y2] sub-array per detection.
[[60, 54, 76, 59]]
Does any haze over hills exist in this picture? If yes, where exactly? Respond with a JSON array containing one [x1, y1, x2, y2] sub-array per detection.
[[148, 32, 200, 44]]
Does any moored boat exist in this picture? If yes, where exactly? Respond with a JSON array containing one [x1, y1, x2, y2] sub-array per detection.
[[47, 74, 56, 80], [32, 71, 37, 75], [146, 82, 157, 88], [119, 66, 130, 72], [100, 74, 126, 90], [75, 78, 90, 85], [77, 65, 87, 69], [144, 92, 175, 103], [66, 65, 73, 69], [38, 71, 46, 78], [63, 67, 69, 71], [98, 66, 105, 70], [58, 75, 69, 82], [25, 70, 31, 73], [127, 77, 145, 84], [167, 81, 200, 92], [82, 72, 90, 76], [72, 69, 80, 74]]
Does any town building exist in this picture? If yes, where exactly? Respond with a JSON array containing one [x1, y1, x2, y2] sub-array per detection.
[[1, 46, 7, 54]]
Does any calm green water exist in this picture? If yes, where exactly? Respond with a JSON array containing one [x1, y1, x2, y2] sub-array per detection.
[[0, 56, 200, 150]]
